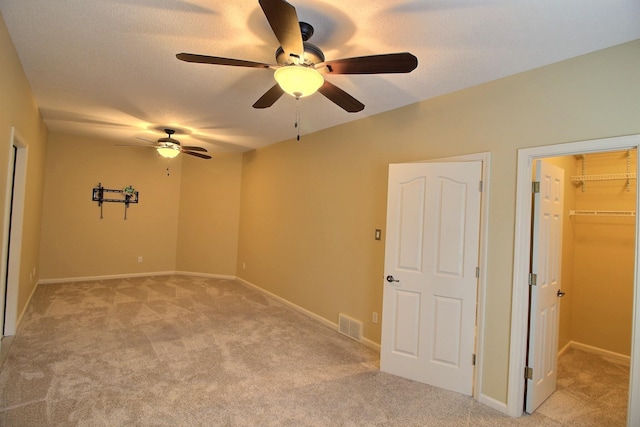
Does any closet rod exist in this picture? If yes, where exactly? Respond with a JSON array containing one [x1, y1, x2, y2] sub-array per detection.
[[569, 210, 636, 217]]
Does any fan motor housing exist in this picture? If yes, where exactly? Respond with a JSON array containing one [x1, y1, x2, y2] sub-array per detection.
[[275, 22, 324, 66], [158, 137, 180, 147], [275, 42, 325, 66]]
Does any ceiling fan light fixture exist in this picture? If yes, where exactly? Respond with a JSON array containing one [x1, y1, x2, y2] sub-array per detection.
[[274, 65, 324, 98], [157, 146, 180, 158]]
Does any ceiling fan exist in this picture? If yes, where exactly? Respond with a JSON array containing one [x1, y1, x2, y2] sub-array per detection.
[[134, 129, 212, 160], [176, 0, 418, 113]]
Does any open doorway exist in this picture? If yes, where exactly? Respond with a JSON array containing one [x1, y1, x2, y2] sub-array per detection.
[[527, 150, 634, 424], [0, 127, 28, 359], [508, 134, 640, 426]]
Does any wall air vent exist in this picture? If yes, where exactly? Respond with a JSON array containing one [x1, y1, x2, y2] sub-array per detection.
[[338, 313, 362, 342]]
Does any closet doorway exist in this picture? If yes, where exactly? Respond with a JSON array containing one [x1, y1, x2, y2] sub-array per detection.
[[551, 149, 635, 370], [1, 127, 27, 345], [529, 150, 634, 422], [508, 134, 640, 426]]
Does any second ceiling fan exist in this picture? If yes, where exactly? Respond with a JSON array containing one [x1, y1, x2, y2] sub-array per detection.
[[136, 129, 212, 159], [176, 0, 418, 113]]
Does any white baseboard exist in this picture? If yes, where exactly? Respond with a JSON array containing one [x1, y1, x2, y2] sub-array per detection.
[[566, 341, 630, 366], [38, 271, 176, 284], [38, 271, 238, 285], [362, 337, 381, 352], [174, 271, 237, 281], [13, 280, 39, 334], [236, 277, 380, 352], [558, 341, 572, 358], [236, 277, 337, 330], [478, 392, 508, 415]]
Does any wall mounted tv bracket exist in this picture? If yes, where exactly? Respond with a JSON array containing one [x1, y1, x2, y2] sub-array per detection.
[[92, 183, 139, 219]]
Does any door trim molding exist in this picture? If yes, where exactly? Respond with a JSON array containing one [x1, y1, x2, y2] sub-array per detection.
[[420, 152, 491, 401], [508, 134, 640, 423], [1, 127, 28, 336]]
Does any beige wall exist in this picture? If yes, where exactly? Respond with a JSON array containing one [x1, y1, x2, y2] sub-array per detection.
[[237, 39, 640, 403], [39, 133, 183, 278], [0, 13, 48, 320], [176, 153, 242, 276], [38, 134, 244, 280], [571, 151, 636, 355]]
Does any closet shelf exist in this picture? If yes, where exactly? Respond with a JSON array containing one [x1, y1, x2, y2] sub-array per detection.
[[570, 173, 636, 183], [569, 210, 636, 217]]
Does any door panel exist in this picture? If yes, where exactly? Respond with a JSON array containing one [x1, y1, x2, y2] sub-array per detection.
[[393, 290, 421, 356], [525, 160, 564, 413], [436, 178, 467, 277], [432, 295, 462, 365], [381, 161, 482, 396], [398, 177, 426, 271]]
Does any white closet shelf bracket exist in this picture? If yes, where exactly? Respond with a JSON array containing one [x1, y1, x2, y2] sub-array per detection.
[[572, 149, 636, 191]]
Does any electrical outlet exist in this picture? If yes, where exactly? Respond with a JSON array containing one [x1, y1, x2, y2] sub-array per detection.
[[242, 262, 246, 270], [138, 256, 143, 263], [372, 312, 379, 324]]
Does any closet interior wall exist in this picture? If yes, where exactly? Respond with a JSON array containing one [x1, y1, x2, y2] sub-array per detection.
[[565, 150, 637, 357]]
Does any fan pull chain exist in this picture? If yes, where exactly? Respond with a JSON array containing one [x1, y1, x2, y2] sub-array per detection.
[[295, 96, 301, 141]]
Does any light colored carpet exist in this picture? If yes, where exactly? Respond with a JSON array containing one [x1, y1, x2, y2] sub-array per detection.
[[0, 275, 628, 425], [537, 348, 629, 426]]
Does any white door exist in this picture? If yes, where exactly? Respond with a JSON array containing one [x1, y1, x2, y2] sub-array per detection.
[[1, 144, 17, 339], [380, 161, 482, 396], [525, 160, 564, 413]]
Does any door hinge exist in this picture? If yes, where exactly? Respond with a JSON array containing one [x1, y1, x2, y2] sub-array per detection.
[[525, 366, 533, 380], [472, 353, 476, 366], [529, 273, 537, 286], [532, 181, 540, 194], [479, 180, 483, 192], [475, 267, 480, 278]]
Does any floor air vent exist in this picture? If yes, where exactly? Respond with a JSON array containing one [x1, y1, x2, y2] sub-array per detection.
[[338, 313, 362, 342]]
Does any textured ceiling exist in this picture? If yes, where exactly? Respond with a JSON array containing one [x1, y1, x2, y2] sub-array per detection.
[[1, 0, 639, 153]]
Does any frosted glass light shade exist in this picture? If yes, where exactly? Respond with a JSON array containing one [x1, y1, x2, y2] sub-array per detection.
[[274, 65, 324, 98], [157, 146, 180, 158]]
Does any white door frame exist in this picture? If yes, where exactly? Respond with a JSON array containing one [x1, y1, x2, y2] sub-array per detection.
[[419, 152, 491, 403], [0, 127, 28, 337], [508, 134, 640, 425]]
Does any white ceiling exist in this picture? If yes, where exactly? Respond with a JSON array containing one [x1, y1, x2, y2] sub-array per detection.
[[1, 0, 639, 153]]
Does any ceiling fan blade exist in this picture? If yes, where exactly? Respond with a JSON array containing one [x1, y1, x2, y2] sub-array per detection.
[[259, 0, 304, 58], [176, 53, 272, 69], [319, 53, 418, 74], [183, 151, 212, 160], [181, 146, 207, 152], [135, 136, 155, 144], [318, 81, 364, 113], [253, 84, 285, 109]]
